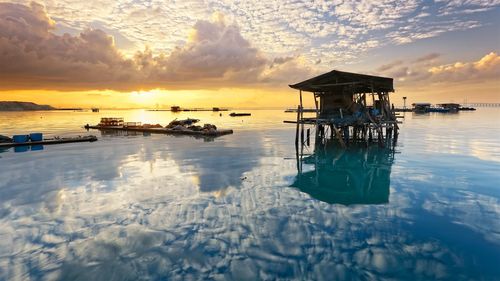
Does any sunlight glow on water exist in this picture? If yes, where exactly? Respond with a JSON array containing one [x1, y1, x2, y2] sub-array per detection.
[[0, 109, 499, 280]]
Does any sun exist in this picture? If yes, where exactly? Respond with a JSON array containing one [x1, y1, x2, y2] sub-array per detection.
[[129, 91, 157, 105]]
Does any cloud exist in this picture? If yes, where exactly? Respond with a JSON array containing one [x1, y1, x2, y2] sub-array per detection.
[[0, 2, 303, 91], [1, 1, 498, 92], [375, 52, 500, 85], [155, 15, 267, 82], [377, 60, 404, 72], [0, 2, 139, 91], [435, 0, 500, 15], [428, 52, 500, 82], [413, 53, 441, 63], [260, 56, 316, 84], [14, 0, 497, 71]]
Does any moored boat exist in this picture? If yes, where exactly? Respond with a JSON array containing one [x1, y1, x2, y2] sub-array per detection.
[[229, 112, 251, 117]]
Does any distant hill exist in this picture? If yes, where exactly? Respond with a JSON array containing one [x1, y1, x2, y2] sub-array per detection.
[[0, 101, 55, 111]]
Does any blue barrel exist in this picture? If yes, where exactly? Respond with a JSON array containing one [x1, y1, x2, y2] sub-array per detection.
[[31, 145, 44, 151], [14, 146, 29, 153], [30, 133, 43, 141], [13, 135, 29, 143]]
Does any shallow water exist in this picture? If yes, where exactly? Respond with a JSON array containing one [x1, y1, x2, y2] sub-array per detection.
[[0, 109, 499, 280]]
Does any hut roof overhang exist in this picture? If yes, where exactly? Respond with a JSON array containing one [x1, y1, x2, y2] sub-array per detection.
[[289, 70, 394, 94]]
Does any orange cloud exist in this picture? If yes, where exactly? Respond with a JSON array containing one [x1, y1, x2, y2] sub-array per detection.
[[0, 2, 310, 92], [375, 52, 500, 86], [428, 52, 500, 81]]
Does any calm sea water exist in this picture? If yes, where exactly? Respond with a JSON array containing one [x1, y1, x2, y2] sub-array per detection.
[[0, 109, 499, 280]]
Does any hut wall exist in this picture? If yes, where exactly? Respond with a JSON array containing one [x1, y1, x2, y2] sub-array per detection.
[[320, 93, 353, 117]]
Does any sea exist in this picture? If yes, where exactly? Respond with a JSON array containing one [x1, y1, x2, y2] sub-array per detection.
[[0, 108, 499, 280]]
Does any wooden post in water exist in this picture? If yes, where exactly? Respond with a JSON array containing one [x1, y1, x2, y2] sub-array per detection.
[[295, 105, 300, 148], [393, 123, 399, 146], [300, 90, 304, 146], [314, 94, 320, 142]]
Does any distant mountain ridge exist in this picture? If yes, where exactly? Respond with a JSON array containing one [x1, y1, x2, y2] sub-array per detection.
[[0, 101, 55, 111]]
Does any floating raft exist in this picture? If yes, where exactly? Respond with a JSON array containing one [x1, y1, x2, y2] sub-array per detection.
[[85, 125, 233, 137], [0, 135, 98, 148]]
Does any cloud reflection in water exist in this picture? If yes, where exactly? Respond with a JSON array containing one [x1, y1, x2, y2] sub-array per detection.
[[0, 111, 500, 280]]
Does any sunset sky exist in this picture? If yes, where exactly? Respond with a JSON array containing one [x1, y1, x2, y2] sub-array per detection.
[[0, 0, 499, 108]]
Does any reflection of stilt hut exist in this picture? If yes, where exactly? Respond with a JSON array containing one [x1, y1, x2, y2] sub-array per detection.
[[288, 70, 399, 148], [291, 140, 394, 205]]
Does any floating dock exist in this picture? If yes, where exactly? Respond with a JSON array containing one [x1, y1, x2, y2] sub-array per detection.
[[0, 135, 98, 148], [285, 108, 317, 113], [85, 125, 233, 137]]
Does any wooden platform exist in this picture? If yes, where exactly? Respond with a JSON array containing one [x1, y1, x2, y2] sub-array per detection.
[[85, 125, 234, 137], [0, 135, 98, 148]]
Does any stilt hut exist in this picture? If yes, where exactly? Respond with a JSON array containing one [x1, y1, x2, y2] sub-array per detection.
[[288, 70, 399, 148], [437, 103, 460, 112]]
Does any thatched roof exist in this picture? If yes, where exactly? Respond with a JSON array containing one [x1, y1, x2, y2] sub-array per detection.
[[289, 70, 394, 93]]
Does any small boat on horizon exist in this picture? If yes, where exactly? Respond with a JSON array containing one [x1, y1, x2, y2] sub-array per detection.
[[229, 112, 251, 117]]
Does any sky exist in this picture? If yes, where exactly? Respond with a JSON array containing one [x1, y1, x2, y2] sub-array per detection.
[[0, 0, 499, 108]]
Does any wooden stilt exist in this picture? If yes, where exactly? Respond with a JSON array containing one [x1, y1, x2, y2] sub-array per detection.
[[306, 128, 311, 146], [295, 105, 300, 148], [301, 123, 304, 145], [299, 90, 304, 148]]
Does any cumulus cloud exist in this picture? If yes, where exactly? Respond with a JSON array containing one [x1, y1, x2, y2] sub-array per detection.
[[0, 2, 139, 90], [376, 52, 500, 85], [0, 2, 305, 91], [428, 52, 500, 82], [133, 14, 269, 87]]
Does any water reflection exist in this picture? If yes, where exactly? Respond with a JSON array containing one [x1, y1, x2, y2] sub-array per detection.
[[1, 109, 500, 280], [95, 128, 217, 142], [165, 131, 264, 192], [292, 141, 394, 205]]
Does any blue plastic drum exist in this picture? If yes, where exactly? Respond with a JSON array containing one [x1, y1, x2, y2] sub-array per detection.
[[13, 135, 29, 143], [30, 133, 43, 141]]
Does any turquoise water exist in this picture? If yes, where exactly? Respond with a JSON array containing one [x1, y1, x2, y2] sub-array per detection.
[[0, 109, 499, 280]]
